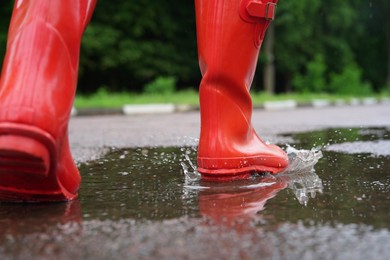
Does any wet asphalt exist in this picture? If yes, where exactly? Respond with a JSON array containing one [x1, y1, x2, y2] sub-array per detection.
[[0, 103, 389, 260], [69, 103, 390, 163]]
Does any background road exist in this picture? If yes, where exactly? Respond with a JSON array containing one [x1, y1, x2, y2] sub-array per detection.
[[69, 103, 390, 163]]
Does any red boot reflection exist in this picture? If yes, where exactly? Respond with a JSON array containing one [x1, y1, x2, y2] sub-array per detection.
[[198, 176, 287, 230], [0, 200, 82, 235]]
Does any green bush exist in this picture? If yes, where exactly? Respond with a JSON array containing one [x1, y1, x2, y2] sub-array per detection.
[[329, 63, 372, 95], [144, 76, 177, 95], [293, 54, 327, 93]]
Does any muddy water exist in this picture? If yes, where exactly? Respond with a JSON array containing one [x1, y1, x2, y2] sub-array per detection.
[[0, 127, 389, 259]]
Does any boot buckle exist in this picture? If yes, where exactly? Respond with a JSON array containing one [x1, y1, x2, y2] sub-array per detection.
[[246, 2, 277, 21]]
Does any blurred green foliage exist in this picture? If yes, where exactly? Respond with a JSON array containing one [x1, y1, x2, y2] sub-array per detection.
[[0, 1, 12, 72], [329, 63, 373, 96], [0, 0, 389, 95], [78, 0, 197, 93], [293, 54, 327, 93], [144, 76, 176, 95], [274, 0, 389, 94]]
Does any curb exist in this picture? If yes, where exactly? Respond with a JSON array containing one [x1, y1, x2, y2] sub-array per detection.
[[72, 97, 390, 116], [73, 104, 200, 116], [123, 104, 176, 115]]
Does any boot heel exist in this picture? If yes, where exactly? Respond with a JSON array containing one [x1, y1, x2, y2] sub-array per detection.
[[0, 135, 50, 177], [0, 124, 61, 202]]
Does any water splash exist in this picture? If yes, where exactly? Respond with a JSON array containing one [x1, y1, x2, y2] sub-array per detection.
[[181, 154, 200, 183], [278, 145, 324, 206], [181, 145, 324, 206], [281, 145, 323, 173]]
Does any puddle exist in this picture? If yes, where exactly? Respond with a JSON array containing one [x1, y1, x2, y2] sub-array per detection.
[[73, 127, 390, 229], [77, 145, 325, 222], [268, 127, 390, 230], [79, 146, 200, 221], [0, 127, 389, 259]]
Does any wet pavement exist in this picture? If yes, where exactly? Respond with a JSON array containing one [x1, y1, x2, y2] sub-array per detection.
[[1, 104, 390, 259]]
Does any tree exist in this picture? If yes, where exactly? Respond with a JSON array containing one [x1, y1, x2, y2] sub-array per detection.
[[375, 0, 390, 91], [0, 1, 388, 94], [263, 23, 276, 94], [79, 0, 198, 93], [274, 0, 380, 94], [0, 2, 13, 74], [274, 0, 323, 92]]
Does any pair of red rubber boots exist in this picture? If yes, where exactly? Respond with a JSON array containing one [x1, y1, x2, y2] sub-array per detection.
[[0, 0, 287, 202]]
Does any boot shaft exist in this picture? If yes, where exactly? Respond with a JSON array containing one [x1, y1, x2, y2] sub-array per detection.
[[196, 0, 278, 155], [195, 0, 277, 87], [6, 0, 96, 69], [0, 0, 96, 136]]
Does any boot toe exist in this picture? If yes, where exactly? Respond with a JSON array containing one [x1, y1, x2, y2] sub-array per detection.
[[264, 144, 289, 169]]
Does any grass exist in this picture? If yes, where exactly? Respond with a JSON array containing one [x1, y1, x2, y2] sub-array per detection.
[[74, 89, 199, 108], [74, 88, 390, 109]]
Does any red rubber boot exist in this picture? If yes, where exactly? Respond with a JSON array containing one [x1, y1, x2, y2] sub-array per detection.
[[0, 0, 96, 202], [195, 0, 288, 181]]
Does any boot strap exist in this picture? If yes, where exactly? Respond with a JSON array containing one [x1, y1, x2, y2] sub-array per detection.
[[247, 2, 276, 20], [240, 0, 278, 23]]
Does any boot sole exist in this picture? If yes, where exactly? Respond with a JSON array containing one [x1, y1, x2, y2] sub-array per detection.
[[198, 156, 287, 182], [0, 122, 77, 202]]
